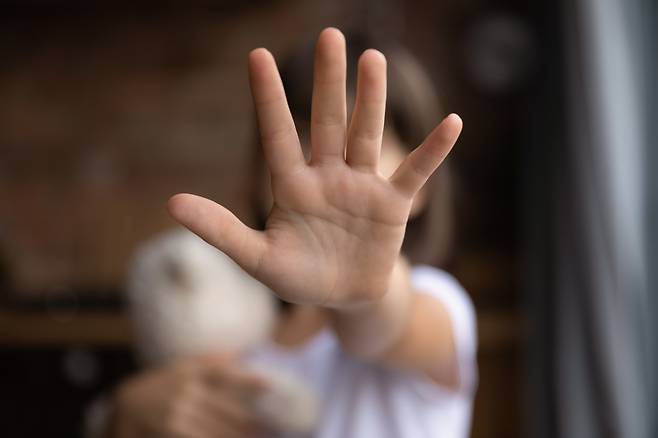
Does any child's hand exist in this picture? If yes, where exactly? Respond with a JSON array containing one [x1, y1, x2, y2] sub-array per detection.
[[112, 355, 267, 438], [168, 28, 462, 308]]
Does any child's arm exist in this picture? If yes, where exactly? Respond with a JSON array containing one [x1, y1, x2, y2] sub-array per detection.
[[329, 255, 459, 388], [168, 28, 463, 386]]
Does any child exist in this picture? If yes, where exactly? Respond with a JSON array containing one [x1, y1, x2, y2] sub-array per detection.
[[109, 28, 476, 438]]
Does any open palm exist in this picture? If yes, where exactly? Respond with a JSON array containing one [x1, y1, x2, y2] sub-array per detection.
[[168, 28, 462, 307]]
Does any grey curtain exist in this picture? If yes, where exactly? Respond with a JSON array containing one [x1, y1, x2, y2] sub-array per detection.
[[524, 0, 656, 437]]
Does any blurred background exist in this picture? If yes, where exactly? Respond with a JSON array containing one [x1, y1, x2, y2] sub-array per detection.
[[0, 0, 655, 437]]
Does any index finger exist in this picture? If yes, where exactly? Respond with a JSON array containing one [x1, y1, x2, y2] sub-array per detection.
[[249, 48, 305, 176]]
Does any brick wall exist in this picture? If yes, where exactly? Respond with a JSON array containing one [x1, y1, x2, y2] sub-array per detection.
[[0, 1, 526, 436]]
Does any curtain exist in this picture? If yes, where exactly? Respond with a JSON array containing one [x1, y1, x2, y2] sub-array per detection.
[[523, 0, 656, 437]]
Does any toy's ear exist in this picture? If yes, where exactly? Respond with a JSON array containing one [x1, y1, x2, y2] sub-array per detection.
[[161, 255, 190, 292]]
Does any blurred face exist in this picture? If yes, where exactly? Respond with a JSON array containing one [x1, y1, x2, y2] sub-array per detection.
[[260, 127, 428, 219]]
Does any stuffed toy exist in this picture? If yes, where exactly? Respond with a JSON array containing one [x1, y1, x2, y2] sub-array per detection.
[[126, 228, 320, 436]]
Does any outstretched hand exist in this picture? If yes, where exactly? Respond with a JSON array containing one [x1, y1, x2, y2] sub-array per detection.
[[168, 28, 462, 308]]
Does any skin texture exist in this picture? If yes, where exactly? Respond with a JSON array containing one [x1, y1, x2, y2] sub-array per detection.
[[110, 27, 464, 438]]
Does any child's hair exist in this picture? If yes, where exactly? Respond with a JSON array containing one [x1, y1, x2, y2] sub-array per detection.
[[249, 31, 454, 268]]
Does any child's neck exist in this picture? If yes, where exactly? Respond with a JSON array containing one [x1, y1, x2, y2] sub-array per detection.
[[272, 304, 329, 348]]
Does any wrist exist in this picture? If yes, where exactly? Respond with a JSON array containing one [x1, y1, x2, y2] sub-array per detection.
[[328, 255, 411, 312], [329, 256, 414, 358], [340, 255, 411, 309]]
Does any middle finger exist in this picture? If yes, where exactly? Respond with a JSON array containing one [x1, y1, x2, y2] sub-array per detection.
[[310, 27, 347, 165]]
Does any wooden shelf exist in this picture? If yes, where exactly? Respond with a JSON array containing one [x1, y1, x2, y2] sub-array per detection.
[[0, 309, 521, 349], [0, 310, 132, 346]]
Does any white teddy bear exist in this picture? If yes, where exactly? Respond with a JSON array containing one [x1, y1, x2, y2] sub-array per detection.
[[126, 228, 320, 436]]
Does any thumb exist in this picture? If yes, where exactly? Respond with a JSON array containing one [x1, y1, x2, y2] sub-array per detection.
[[167, 193, 266, 276]]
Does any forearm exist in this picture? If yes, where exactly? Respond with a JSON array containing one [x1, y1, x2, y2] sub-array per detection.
[[329, 257, 458, 387], [329, 257, 413, 358]]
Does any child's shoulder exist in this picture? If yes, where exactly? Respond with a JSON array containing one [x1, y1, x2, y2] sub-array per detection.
[[410, 265, 468, 299], [410, 264, 474, 320]]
